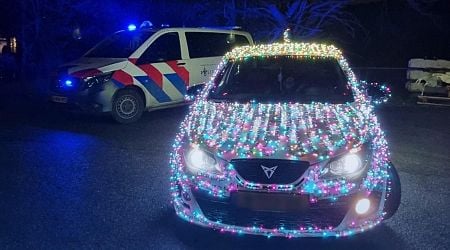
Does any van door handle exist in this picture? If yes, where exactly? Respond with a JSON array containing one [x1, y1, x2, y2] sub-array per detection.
[[177, 62, 186, 66]]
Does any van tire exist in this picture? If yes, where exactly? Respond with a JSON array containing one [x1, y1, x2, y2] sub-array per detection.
[[112, 88, 144, 124], [383, 163, 401, 220]]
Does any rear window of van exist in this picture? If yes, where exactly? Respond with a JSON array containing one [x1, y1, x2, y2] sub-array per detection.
[[186, 32, 250, 58]]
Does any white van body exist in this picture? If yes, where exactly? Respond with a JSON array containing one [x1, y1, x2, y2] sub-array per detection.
[[49, 27, 254, 123]]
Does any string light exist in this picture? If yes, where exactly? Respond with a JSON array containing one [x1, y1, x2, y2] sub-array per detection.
[[365, 81, 392, 105], [170, 42, 394, 237]]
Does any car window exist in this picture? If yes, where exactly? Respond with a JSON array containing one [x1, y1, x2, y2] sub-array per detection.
[[186, 32, 250, 58], [208, 56, 354, 104], [138, 32, 181, 64], [85, 31, 154, 58]]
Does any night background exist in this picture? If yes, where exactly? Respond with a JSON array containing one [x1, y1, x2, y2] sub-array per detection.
[[2, 1, 450, 66], [1, 0, 450, 249]]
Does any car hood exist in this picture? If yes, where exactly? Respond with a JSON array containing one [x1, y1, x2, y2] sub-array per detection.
[[184, 101, 372, 163], [59, 57, 128, 76]]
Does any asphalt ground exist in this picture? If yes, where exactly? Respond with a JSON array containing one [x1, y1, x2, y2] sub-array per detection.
[[0, 85, 449, 249]]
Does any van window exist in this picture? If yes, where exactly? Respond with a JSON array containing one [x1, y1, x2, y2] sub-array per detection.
[[138, 32, 181, 64], [186, 32, 250, 59], [85, 31, 154, 58]]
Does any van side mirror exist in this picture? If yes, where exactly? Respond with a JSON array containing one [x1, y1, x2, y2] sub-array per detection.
[[186, 84, 205, 101], [362, 81, 392, 105]]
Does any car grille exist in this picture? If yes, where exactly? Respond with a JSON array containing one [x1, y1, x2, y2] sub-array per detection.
[[231, 159, 310, 185], [194, 190, 352, 230]]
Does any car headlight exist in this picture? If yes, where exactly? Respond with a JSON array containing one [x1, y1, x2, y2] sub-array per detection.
[[83, 72, 113, 89], [184, 146, 225, 175], [321, 150, 367, 179]]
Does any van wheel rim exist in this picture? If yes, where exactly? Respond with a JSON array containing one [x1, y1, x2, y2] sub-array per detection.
[[116, 95, 137, 119]]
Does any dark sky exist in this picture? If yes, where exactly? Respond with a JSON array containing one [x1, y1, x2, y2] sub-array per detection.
[[0, 0, 20, 36], [0, 0, 449, 66], [347, 0, 450, 65]]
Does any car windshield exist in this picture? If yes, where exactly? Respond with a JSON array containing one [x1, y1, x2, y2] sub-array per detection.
[[208, 56, 354, 103], [84, 30, 155, 58]]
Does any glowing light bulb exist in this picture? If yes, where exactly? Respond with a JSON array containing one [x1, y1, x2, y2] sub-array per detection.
[[64, 80, 73, 87], [128, 24, 137, 31], [344, 154, 362, 173], [355, 198, 371, 215]]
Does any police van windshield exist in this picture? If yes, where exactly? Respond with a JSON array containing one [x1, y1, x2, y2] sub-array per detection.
[[208, 56, 354, 103], [84, 30, 155, 58]]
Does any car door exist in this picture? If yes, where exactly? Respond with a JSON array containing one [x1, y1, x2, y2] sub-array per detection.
[[184, 32, 251, 87], [134, 32, 189, 105]]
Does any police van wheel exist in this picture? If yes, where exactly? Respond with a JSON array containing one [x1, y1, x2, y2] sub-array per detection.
[[112, 89, 144, 124]]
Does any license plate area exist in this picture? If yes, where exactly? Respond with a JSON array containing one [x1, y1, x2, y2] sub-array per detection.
[[231, 191, 309, 213], [51, 96, 68, 103]]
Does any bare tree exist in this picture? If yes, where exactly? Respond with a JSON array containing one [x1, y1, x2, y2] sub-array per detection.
[[406, 0, 440, 15], [19, 0, 120, 77], [246, 0, 361, 41]]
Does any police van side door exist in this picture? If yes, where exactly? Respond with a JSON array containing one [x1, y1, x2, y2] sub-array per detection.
[[134, 32, 189, 105], [184, 32, 251, 87]]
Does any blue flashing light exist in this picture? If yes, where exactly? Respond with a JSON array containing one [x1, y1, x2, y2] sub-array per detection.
[[128, 24, 137, 31], [64, 80, 73, 87]]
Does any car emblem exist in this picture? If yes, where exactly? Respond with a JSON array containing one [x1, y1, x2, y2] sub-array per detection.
[[261, 165, 278, 179]]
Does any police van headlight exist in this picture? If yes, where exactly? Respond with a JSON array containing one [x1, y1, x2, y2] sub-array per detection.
[[184, 145, 225, 175], [84, 72, 113, 89]]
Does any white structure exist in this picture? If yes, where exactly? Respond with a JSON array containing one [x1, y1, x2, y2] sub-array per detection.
[[406, 58, 450, 93]]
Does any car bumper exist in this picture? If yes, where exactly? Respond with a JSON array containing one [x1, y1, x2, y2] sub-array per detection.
[[173, 183, 387, 238], [48, 81, 116, 113], [48, 92, 104, 113]]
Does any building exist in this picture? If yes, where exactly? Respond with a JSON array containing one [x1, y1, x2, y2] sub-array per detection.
[[0, 36, 17, 54]]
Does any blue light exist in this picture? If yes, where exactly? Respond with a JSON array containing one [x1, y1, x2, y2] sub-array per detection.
[[128, 24, 137, 31], [64, 80, 73, 87]]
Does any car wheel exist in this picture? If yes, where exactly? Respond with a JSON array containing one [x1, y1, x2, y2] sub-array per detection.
[[383, 162, 401, 220], [112, 88, 144, 124]]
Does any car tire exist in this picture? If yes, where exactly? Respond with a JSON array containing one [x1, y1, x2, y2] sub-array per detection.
[[112, 88, 144, 124], [383, 162, 401, 220]]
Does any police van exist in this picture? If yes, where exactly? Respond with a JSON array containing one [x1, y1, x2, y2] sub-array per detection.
[[49, 26, 254, 123]]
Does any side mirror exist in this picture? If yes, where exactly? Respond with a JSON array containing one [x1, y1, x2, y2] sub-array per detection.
[[185, 84, 205, 101], [363, 81, 392, 105]]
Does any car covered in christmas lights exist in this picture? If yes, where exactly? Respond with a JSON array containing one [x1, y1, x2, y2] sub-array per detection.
[[170, 42, 401, 238]]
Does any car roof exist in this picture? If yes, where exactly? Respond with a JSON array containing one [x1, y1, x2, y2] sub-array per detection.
[[115, 27, 251, 36], [225, 42, 344, 61]]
